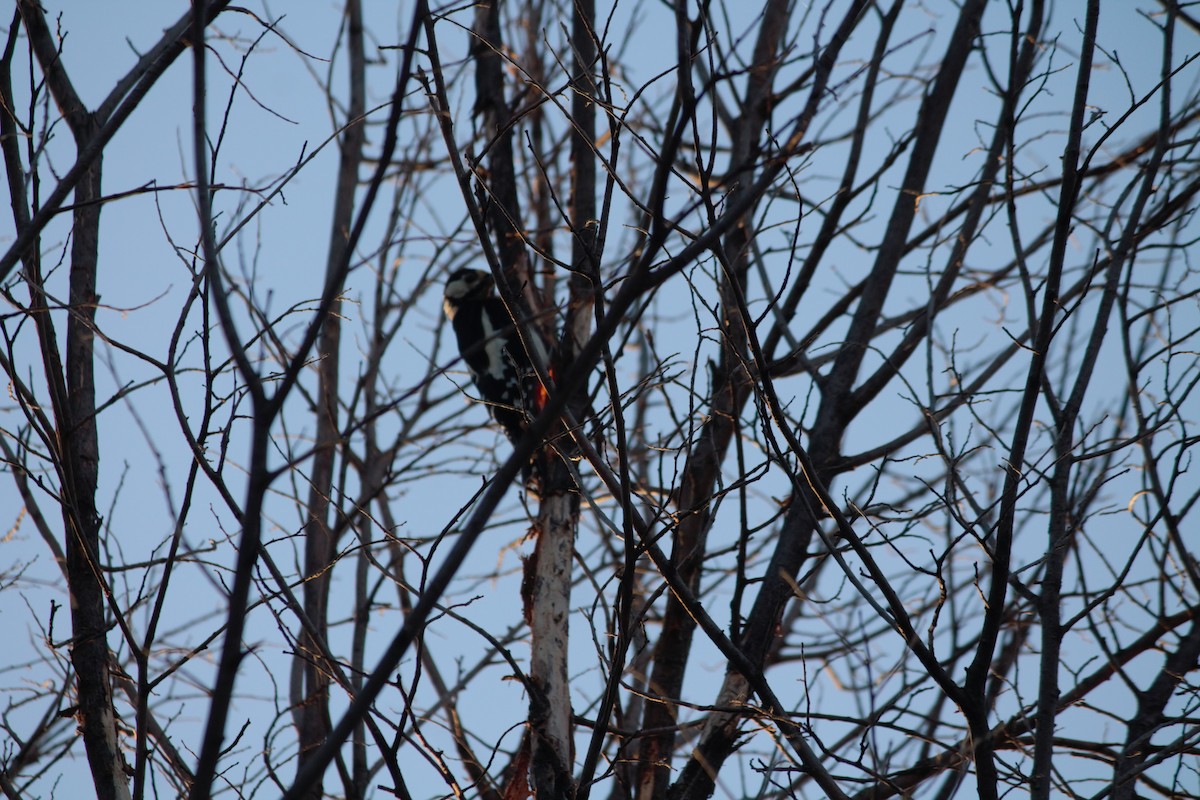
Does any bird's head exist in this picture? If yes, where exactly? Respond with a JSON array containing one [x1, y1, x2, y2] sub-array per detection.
[[442, 268, 494, 321]]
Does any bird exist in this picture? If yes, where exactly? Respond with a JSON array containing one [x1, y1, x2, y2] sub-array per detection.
[[442, 268, 548, 456]]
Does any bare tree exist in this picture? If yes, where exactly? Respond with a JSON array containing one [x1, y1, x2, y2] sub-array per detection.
[[2, 2, 1199, 799]]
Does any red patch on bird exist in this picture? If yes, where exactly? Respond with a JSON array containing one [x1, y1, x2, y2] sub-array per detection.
[[534, 365, 554, 413]]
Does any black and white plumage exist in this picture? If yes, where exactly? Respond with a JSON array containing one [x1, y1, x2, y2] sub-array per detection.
[[443, 268, 545, 445]]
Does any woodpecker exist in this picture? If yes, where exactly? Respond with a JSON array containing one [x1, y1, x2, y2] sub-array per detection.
[[442, 268, 547, 448]]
